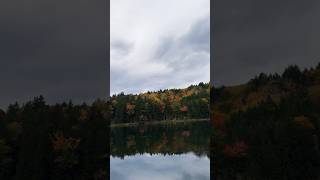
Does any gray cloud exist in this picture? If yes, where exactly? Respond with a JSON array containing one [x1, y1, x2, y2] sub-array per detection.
[[0, 0, 108, 108], [212, 0, 320, 86], [111, 40, 134, 58], [111, 0, 210, 95]]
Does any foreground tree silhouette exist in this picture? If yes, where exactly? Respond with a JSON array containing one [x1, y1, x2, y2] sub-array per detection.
[[0, 96, 109, 180], [213, 63, 320, 179]]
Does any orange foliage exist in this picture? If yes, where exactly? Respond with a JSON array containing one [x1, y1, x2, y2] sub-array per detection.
[[294, 116, 315, 129], [213, 111, 226, 129], [223, 141, 248, 158], [51, 132, 80, 152], [181, 131, 191, 137], [79, 109, 88, 122], [180, 106, 188, 113], [51, 132, 81, 166], [126, 103, 135, 111], [162, 133, 168, 144]]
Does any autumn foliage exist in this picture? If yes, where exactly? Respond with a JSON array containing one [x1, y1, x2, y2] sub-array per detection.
[[223, 141, 248, 158], [0, 97, 109, 179], [213, 63, 320, 179], [111, 82, 210, 123]]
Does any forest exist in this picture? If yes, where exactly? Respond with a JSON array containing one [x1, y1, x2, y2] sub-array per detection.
[[212, 63, 320, 179], [3, 62, 320, 179], [110, 82, 210, 124], [0, 81, 210, 179], [0, 97, 110, 179]]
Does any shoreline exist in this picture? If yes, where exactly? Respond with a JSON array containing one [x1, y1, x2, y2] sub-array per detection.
[[110, 118, 210, 128]]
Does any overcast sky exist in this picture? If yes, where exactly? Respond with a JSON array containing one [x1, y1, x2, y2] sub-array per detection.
[[111, 0, 210, 95], [212, 0, 320, 86], [0, 0, 108, 108], [2, 0, 320, 108]]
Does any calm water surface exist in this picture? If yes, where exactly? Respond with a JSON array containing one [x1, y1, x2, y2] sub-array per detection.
[[110, 121, 210, 180]]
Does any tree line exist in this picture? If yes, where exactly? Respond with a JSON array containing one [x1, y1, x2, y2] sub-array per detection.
[[110, 82, 210, 124], [212, 63, 320, 179], [0, 96, 110, 180]]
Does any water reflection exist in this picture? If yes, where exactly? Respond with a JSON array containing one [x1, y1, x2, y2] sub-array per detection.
[[111, 153, 209, 180], [110, 121, 210, 180]]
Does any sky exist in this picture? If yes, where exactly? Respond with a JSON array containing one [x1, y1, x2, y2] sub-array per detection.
[[2, 0, 320, 107], [0, 0, 108, 108], [110, 0, 210, 95], [212, 0, 320, 86]]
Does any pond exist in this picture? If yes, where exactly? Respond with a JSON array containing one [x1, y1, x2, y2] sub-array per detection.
[[110, 121, 210, 180]]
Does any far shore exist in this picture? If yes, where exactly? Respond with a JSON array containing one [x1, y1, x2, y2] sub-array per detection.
[[110, 118, 210, 128]]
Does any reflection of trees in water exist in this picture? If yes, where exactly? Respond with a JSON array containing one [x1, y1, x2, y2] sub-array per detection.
[[110, 121, 210, 158]]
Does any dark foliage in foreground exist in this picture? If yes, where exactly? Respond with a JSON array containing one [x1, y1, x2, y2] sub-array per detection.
[[0, 97, 110, 180], [212, 63, 320, 179]]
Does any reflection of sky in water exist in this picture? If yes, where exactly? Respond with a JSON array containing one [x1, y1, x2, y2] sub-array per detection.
[[110, 152, 210, 180]]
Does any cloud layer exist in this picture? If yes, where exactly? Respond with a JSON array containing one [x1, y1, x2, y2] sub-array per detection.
[[212, 0, 320, 86], [0, 0, 108, 108], [111, 0, 210, 95]]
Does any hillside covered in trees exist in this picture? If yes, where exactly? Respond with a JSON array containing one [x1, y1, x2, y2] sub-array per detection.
[[212, 63, 320, 179], [110, 82, 210, 124], [0, 97, 110, 179]]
